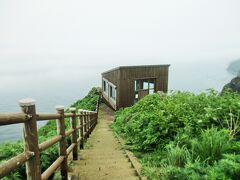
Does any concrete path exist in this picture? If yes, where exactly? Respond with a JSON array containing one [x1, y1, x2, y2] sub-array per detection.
[[69, 104, 139, 180]]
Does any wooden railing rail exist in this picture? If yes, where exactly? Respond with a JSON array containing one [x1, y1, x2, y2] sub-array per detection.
[[0, 113, 29, 125], [0, 96, 101, 180]]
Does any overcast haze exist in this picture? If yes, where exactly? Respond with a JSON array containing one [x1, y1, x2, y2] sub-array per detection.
[[0, 0, 240, 108], [1, 0, 240, 62]]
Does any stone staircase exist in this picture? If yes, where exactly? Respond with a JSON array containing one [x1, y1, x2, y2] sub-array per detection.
[[69, 104, 140, 180]]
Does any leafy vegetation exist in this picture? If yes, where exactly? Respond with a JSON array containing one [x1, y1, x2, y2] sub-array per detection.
[[0, 87, 100, 179], [112, 90, 240, 179]]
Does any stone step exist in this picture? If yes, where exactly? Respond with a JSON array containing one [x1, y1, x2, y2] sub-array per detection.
[[69, 173, 140, 180], [78, 155, 128, 161], [77, 157, 130, 163], [73, 165, 134, 173], [80, 149, 125, 153], [72, 167, 137, 175]]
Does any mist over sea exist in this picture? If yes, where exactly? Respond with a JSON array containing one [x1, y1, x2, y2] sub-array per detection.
[[0, 59, 234, 143]]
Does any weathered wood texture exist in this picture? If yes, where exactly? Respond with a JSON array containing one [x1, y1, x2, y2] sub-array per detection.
[[41, 156, 65, 180], [56, 107, 68, 180], [21, 103, 41, 180], [83, 112, 87, 138], [70, 108, 78, 160], [102, 65, 170, 109], [79, 111, 84, 149], [0, 113, 28, 125], [39, 135, 62, 152], [37, 113, 61, 121], [0, 152, 33, 178]]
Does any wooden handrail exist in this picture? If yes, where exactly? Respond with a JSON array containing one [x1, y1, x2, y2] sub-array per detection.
[[37, 113, 61, 121], [0, 151, 34, 178], [0, 95, 101, 179], [0, 113, 29, 125], [41, 156, 65, 180], [66, 128, 75, 137], [66, 143, 76, 156], [39, 135, 62, 152], [76, 125, 82, 130], [64, 113, 74, 118]]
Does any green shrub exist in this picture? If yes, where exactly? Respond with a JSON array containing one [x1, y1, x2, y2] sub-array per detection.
[[113, 91, 240, 151], [112, 90, 240, 179], [207, 155, 240, 180]]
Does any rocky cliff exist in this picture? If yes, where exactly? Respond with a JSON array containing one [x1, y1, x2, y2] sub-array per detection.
[[222, 76, 240, 93]]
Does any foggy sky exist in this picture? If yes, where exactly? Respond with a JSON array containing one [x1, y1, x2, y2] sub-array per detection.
[[1, 1, 239, 142], [0, 0, 240, 66]]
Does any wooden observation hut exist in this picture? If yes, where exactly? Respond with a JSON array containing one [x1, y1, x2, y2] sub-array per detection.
[[101, 65, 170, 110]]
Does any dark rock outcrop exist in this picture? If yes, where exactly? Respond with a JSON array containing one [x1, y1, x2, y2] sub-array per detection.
[[222, 76, 240, 93]]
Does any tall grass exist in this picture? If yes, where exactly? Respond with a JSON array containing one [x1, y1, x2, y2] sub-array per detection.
[[191, 128, 231, 165], [166, 144, 189, 167]]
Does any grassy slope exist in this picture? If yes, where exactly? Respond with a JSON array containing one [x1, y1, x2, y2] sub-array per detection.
[[0, 87, 100, 180], [112, 90, 240, 179]]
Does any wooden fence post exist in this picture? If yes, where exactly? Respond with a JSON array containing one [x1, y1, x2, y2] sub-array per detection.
[[78, 110, 84, 149], [89, 113, 92, 134], [86, 111, 90, 138], [92, 113, 96, 131], [91, 113, 94, 131], [94, 113, 97, 128], [91, 113, 94, 133], [89, 112, 92, 134], [96, 96, 100, 124], [56, 105, 68, 180], [83, 111, 87, 139], [19, 98, 41, 180], [69, 107, 78, 160]]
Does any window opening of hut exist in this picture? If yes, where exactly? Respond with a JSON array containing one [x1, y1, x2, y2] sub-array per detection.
[[143, 80, 149, 89], [110, 86, 112, 97], [134, 78, 155, 101]]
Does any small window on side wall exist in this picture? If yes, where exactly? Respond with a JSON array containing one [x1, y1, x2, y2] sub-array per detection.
[[103, 80, 107, 92], [110, 85, 116, 100]]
